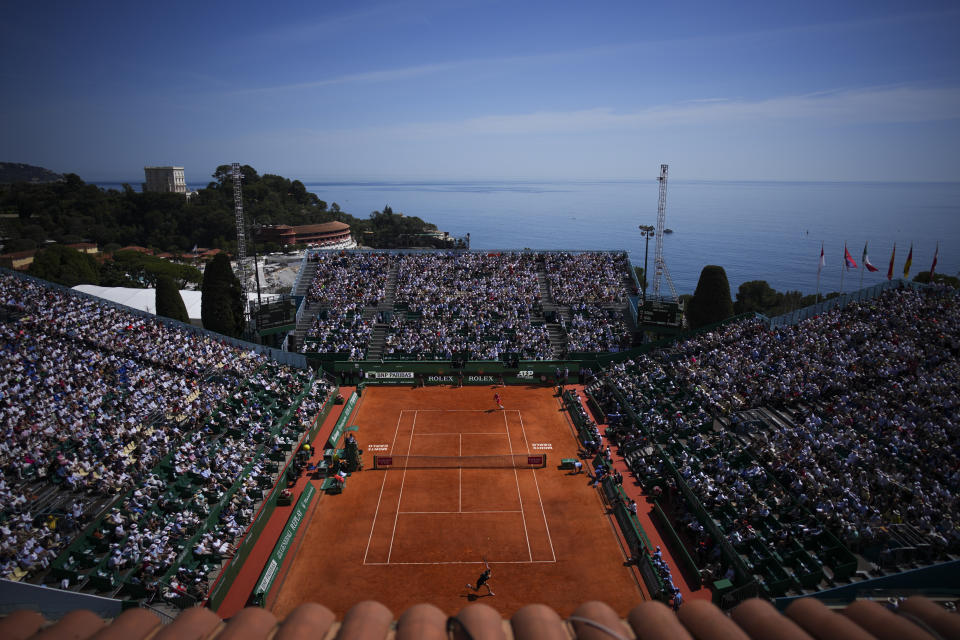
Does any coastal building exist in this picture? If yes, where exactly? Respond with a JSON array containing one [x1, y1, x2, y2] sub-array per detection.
[[0, 249, 37, 270], [65, 242, 99, 255], [143, 166, 187, 194], [256, 221, 356, 249]]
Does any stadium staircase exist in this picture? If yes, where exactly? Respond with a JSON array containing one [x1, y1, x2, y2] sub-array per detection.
[[291, 258, 319, 298], [290, 258, 322, 351], [292, 301, 321, 352], [536, 263, 568, 359], [365, 262, 399, 361]]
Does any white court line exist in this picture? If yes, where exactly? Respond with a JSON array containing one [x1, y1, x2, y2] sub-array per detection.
[[362, 409, 406, 564], [518, 411, 557, 562], [386, 410, 417, 564], [398, 510, 524, 514], [403, 409, 501, 412], [412, 432, 505, 436], [504, 410, 532, 562], [364, 559, 557, 566]]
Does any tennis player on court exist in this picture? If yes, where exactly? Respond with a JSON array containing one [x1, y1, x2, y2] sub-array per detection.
[[466, 559, 494, 596], [494, 393, 504, 410]]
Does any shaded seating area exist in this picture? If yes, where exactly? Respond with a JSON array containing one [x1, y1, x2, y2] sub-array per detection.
[[591, 285, 960, 601]]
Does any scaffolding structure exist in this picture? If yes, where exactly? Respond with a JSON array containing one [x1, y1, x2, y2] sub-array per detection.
[[232, 163, 249, 300], [652, 164, 678, 302]]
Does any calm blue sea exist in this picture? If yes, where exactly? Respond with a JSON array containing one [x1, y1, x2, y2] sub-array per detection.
[[303, 179, 960, 297], [100, 179, 960, 296]]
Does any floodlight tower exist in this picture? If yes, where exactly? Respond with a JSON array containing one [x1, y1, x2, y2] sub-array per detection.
[[232, 163, 250, 302], [652, 164, 678, 302]]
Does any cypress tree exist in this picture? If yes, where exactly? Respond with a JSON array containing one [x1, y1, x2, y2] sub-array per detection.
[[201, 253, 244, 336], [686, 265, 734, 329], [155, 275, 189, 323]]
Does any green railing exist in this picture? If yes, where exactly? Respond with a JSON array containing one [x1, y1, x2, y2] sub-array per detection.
[[204, 386, 337, 610], [652, 501, 701, 581], [250, 483, 317, 606]]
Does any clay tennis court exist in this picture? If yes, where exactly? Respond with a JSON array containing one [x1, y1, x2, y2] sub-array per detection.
[[268, 385, 644, 617]]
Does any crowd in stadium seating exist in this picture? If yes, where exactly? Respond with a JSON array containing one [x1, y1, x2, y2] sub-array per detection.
[[0, 326, 229, 493], [305, 309, 372, 360], [566, 303, 631, 353], [665, 286, 960, 554], [299, 251, 635, 360], [544, 252, 630, 305], [2, 275, 263, 379], [305, 252, 389, 307], [595, 285, 960, 586], [387, 252, 551, 359], [303, 253, 389, 359], [88, 363, 325, 594], [0, 272, 332, 597]]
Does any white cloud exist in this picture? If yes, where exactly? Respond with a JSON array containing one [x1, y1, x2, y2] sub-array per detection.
[[234, 62, 459, 95], [303, 85, 960, 140], [232, 43, 630, 96]]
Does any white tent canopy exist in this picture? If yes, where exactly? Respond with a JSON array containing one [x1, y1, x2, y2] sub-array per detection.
[[71, 286, 279, 326], [72, 285, 205, 324]]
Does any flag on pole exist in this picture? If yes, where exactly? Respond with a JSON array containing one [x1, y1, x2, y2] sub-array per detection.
[[816, 242, 824, 300], [887, 243, 896, 280], [903, 243, 913, 278], [862, 242, 879, 272], [844, 244, 858, 269], [930, 243, 939, 278]]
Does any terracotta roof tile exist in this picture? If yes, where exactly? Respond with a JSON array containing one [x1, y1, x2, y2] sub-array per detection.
[[731, 599, 815, 640], [843, 600, 937, 640], [4, 597, 959, 639], [569, 601, 631, 640], [510, 603, 567, 640], [151, 606, 222, 640], [627, 601, 694, 640], [395, 603, 448, 640], [899, 596, 960, 640], [294, 222, 350, 234], [453, 603, 507, 640], [217, 607, 278, 640], [338, 601, 394, 639], [89, 609, 162, 640], [0, 610, 45, 640], [677, 600, 751, 640], [274, 603, 336, 640], [784, 598, 877, 640], [30, 610, 105, 640]]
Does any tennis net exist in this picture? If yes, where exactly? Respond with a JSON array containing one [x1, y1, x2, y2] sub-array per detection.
[[372, 453, 547, 470]]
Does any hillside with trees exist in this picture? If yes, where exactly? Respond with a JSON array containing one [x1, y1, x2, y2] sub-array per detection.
[[0, 164, 451, 254], [26, 246, 201, 289], [0, 162, 63, 184]]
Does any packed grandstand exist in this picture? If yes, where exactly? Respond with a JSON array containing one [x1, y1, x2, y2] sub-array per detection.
[[1, 250, 958, 616], [299, 250, 635, 360], [589, 283, 960, 599], [0, 271, 333, 604]]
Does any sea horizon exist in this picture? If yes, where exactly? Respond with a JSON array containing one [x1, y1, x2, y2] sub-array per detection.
[[94, 177, 960, 298]]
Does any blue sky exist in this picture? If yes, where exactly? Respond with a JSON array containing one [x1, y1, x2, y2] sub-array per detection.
[[2, 0, 959, 182]]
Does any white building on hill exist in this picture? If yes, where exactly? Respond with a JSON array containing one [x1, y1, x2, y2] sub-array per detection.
[[143, 166, 187, 194]]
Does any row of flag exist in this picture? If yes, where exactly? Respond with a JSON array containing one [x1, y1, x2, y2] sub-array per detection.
[[819, 241, 940, 281]]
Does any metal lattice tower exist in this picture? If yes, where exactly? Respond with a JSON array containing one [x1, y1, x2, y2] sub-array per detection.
[[232, 163, 249, 299], [652, 164, 678, 302]]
